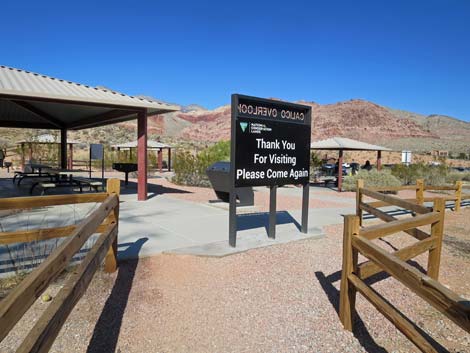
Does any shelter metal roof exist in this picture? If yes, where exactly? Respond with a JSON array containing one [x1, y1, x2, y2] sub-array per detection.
[[0, 65, 179, 130], [112, 140, 172, 149], [310, 137, 392, 151]]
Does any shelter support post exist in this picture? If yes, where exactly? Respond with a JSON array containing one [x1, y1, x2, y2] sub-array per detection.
[[137, 110, 148, 201], [20, 143, 25, 169], [60, 129, 67, 169], [338, 149, 344, 192], [68, 143, 73, 169], [158, 148, 163, 172], [28, 143, 33, 163], [168, 148, 171, 171], [377, 150, 382, 171]]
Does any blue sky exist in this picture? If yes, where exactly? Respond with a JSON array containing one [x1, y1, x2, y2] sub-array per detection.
[[1, 0, 469, 121]]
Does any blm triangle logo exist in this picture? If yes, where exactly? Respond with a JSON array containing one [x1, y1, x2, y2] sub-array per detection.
[[240, 122, 248, 132]]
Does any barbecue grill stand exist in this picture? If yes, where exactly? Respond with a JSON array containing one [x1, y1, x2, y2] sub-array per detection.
[[206, 161, 254, 207], [112, 163, 138, 186]]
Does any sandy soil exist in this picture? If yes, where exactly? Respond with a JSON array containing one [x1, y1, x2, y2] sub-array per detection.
[[1, 207, 469, 353]]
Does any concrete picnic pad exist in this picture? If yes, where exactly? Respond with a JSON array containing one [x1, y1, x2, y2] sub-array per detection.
[[116, 183, 356, 258]]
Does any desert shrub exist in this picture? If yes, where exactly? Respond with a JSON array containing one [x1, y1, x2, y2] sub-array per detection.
[[172, 150, 201, 185], [446, 171, 470, 183], [391, 163, 449, 186], [173, 141, 230, 187], [342, 169, 402, 192]]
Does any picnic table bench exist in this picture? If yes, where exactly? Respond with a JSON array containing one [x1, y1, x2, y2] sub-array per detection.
[[35, 178, 103, 195], [33, 178, 103, 195], [28, 168, 103, 195]]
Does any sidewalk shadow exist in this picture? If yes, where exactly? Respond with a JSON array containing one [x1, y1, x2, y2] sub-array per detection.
[[86, 237, 148, 353], [236, 211, 301, 233], [117, 180, 190, 200], [315, 269, 449, 353]]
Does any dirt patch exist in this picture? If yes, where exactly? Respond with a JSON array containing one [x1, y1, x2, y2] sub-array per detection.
[[1, 209, 469, 353]]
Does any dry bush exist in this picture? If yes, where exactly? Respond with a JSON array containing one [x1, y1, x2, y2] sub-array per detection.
[[342, 169, 402, 191]]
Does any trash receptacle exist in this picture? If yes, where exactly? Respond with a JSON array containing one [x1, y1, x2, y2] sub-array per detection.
[[206, 161, 254, 206]]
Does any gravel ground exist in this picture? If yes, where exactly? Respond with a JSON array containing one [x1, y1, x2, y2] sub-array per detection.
[[1, 207, 469, 353]]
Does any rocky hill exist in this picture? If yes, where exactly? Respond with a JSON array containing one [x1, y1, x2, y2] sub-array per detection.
[[1, 99, 469, 153], [385, 107, 470, 152], [177, 99, 443, 147]]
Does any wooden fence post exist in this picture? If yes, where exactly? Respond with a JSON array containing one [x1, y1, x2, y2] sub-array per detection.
[[105, 178, 120, 273], [427, 198, 445, 280], [339, 215, 360, 331], [356, 179, 364, 226], [416, 179, 424, 205], [455, 181, 462, 212]]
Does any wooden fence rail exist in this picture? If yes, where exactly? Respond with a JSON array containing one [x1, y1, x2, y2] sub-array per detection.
[[339, 182, 469, 352], [0, 178, 120, 353], [361, 179, 467, 212]]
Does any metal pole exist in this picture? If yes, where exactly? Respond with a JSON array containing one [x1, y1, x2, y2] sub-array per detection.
[[268, 185, 277, 238], [229, 190, 237, 247], [301, 183, 309, 233], [89, 147, 92, 179], [229, 94, 238, 247]]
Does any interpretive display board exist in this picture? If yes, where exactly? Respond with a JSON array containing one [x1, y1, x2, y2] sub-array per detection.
[[229, 94, 312, 246], [90, 144, 104, 160], [89, 143, 104, 179], [232, 95, 311, 187]]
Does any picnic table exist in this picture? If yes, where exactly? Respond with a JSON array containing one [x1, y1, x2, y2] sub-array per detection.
[[13, 163, 54, 185], [29, 168, 102, 195]]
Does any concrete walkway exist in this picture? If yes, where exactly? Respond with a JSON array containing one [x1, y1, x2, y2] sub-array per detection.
[[116, 185, 356, 259], [0, 173, 357, 266]]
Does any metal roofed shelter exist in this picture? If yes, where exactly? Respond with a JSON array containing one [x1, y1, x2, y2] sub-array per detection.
[[112, 140, 174, 172], [0, 65, 179, 200], [310, 137, 392, 191], [16, 134, 79, 170]]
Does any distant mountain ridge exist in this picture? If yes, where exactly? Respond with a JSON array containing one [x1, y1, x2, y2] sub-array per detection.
[[1, 99, 468, 153], [176, 99, 469, 151]]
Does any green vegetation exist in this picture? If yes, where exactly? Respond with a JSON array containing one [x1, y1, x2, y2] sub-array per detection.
[[311, 151, 322, 168], [173, 141, 230, 187], [446, 171, 470, 183], [342, 169, 402, 192], [391, 163, 449, 185]]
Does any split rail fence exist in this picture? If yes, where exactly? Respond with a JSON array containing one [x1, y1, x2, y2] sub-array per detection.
[[0, 178, 120, 353], [340, 179, 470, 352]]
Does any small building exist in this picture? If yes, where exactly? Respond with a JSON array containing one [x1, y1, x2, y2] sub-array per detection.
[[311, 137, 392, 191], [111, 140, 174, 171], [16, 134, 79, 169], [431, 150, 449, 158]]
